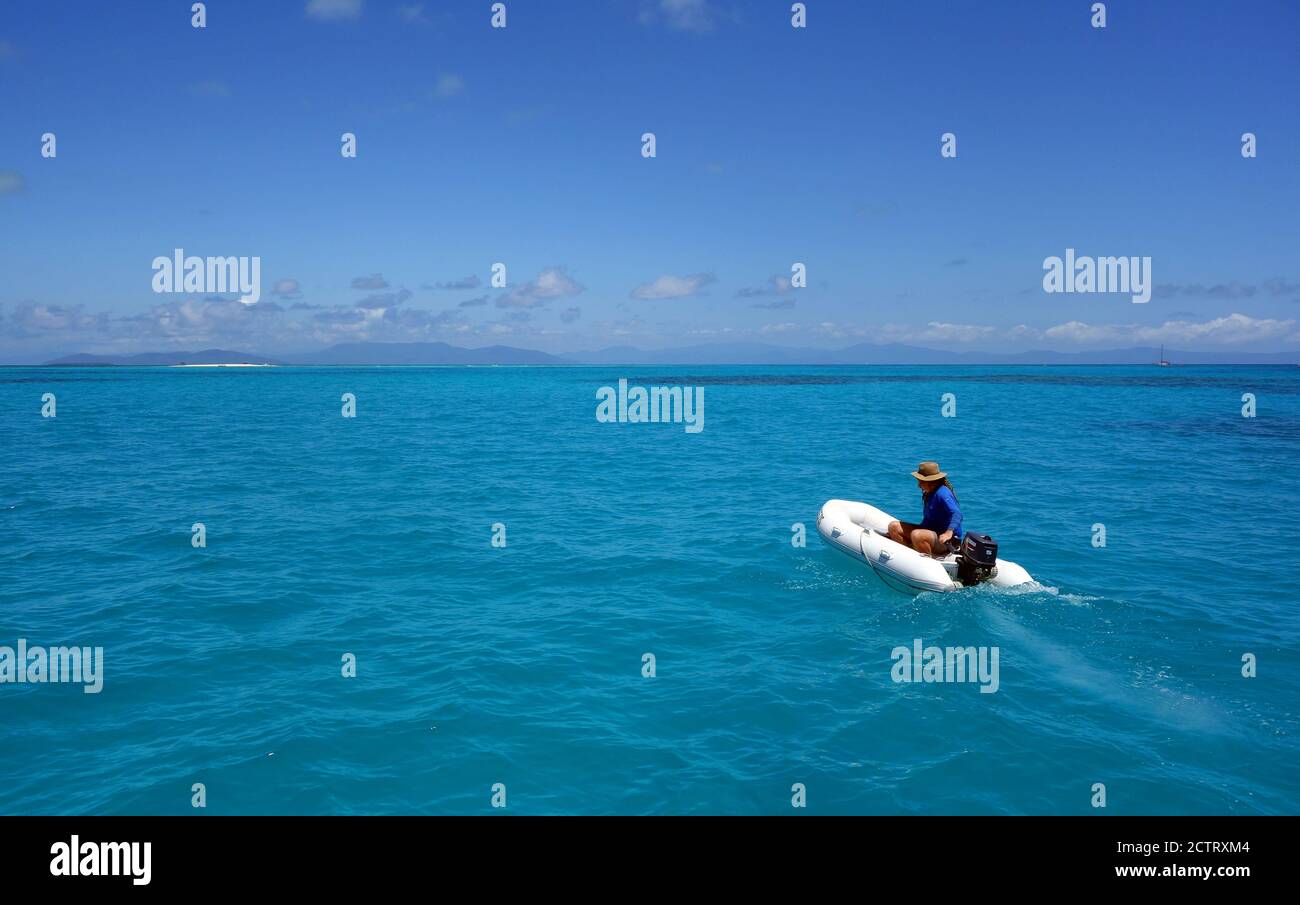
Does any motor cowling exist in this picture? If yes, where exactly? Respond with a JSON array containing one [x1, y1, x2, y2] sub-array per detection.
[[956, 532, 998, 586]]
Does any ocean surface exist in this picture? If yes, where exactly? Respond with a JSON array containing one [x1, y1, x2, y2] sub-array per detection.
[[1, 364, 1297, 815]]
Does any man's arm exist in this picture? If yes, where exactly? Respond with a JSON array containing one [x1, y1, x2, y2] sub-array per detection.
[[940, 491, 960, 544]]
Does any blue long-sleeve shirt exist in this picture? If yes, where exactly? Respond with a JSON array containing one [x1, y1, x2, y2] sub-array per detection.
[[920, 486, 963, 539]]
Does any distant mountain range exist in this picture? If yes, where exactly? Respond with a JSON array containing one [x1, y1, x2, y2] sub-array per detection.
[[298, 342, 567, 365], [45, 349, 285, 366], [38, 340, 1300, 367], [42, 343, 563, 367], [569, 342, 1300, 365]]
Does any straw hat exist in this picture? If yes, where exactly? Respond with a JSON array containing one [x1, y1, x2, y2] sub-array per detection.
[[911, 461, 947, 482]]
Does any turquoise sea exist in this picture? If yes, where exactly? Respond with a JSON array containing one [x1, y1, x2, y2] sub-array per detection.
[[1, 365, 1297, 815]]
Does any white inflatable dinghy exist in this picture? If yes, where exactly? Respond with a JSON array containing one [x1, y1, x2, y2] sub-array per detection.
[[817, 499, 1032, 594]]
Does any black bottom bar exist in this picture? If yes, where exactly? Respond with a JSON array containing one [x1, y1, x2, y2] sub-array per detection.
[[0, 816, 1279, 891]]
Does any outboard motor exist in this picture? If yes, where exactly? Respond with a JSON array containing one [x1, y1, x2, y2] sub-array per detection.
[[956, 533, 999, 586]]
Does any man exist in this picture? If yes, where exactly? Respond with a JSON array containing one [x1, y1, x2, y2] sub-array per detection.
[[887, 461, 964, 557]]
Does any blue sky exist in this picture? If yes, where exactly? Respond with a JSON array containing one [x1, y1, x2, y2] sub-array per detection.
[[1, 0, 1297, 361]]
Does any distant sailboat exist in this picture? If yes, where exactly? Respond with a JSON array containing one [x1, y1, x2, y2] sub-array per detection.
[[1156, 344, 1172, 367]]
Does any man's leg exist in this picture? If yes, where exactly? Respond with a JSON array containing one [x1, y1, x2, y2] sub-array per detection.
[[888, 520, 919, 544], [909, 528, 940, 555]]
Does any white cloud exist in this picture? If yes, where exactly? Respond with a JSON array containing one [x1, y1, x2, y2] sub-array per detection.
[[825, 321, 997, 345], [8, 297, 1296, 362], [811, 321, 854, 339], [8, 303, 104, 335], [1263, 277, 1300, 296], [426, 275, 480, 291], [640, 0, 720, 33], [737, 274, 795, 299], [0, 170, 25, 194], [0, 295, 479, 354], [630, 273, 715, 300], [433, 74, 464, 98], [272, 279, 302, 299], [496, 267, 585, 309], [354, 288, 412, 310], [686, 326, 737, 337], [912, 322, 999, 343], [397, 4, 430, 24], [1041, 320, 1116, 344], [306, 0, 362, 22], [749, 297, 796, 310], [1044, 313, 1294, 346]]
